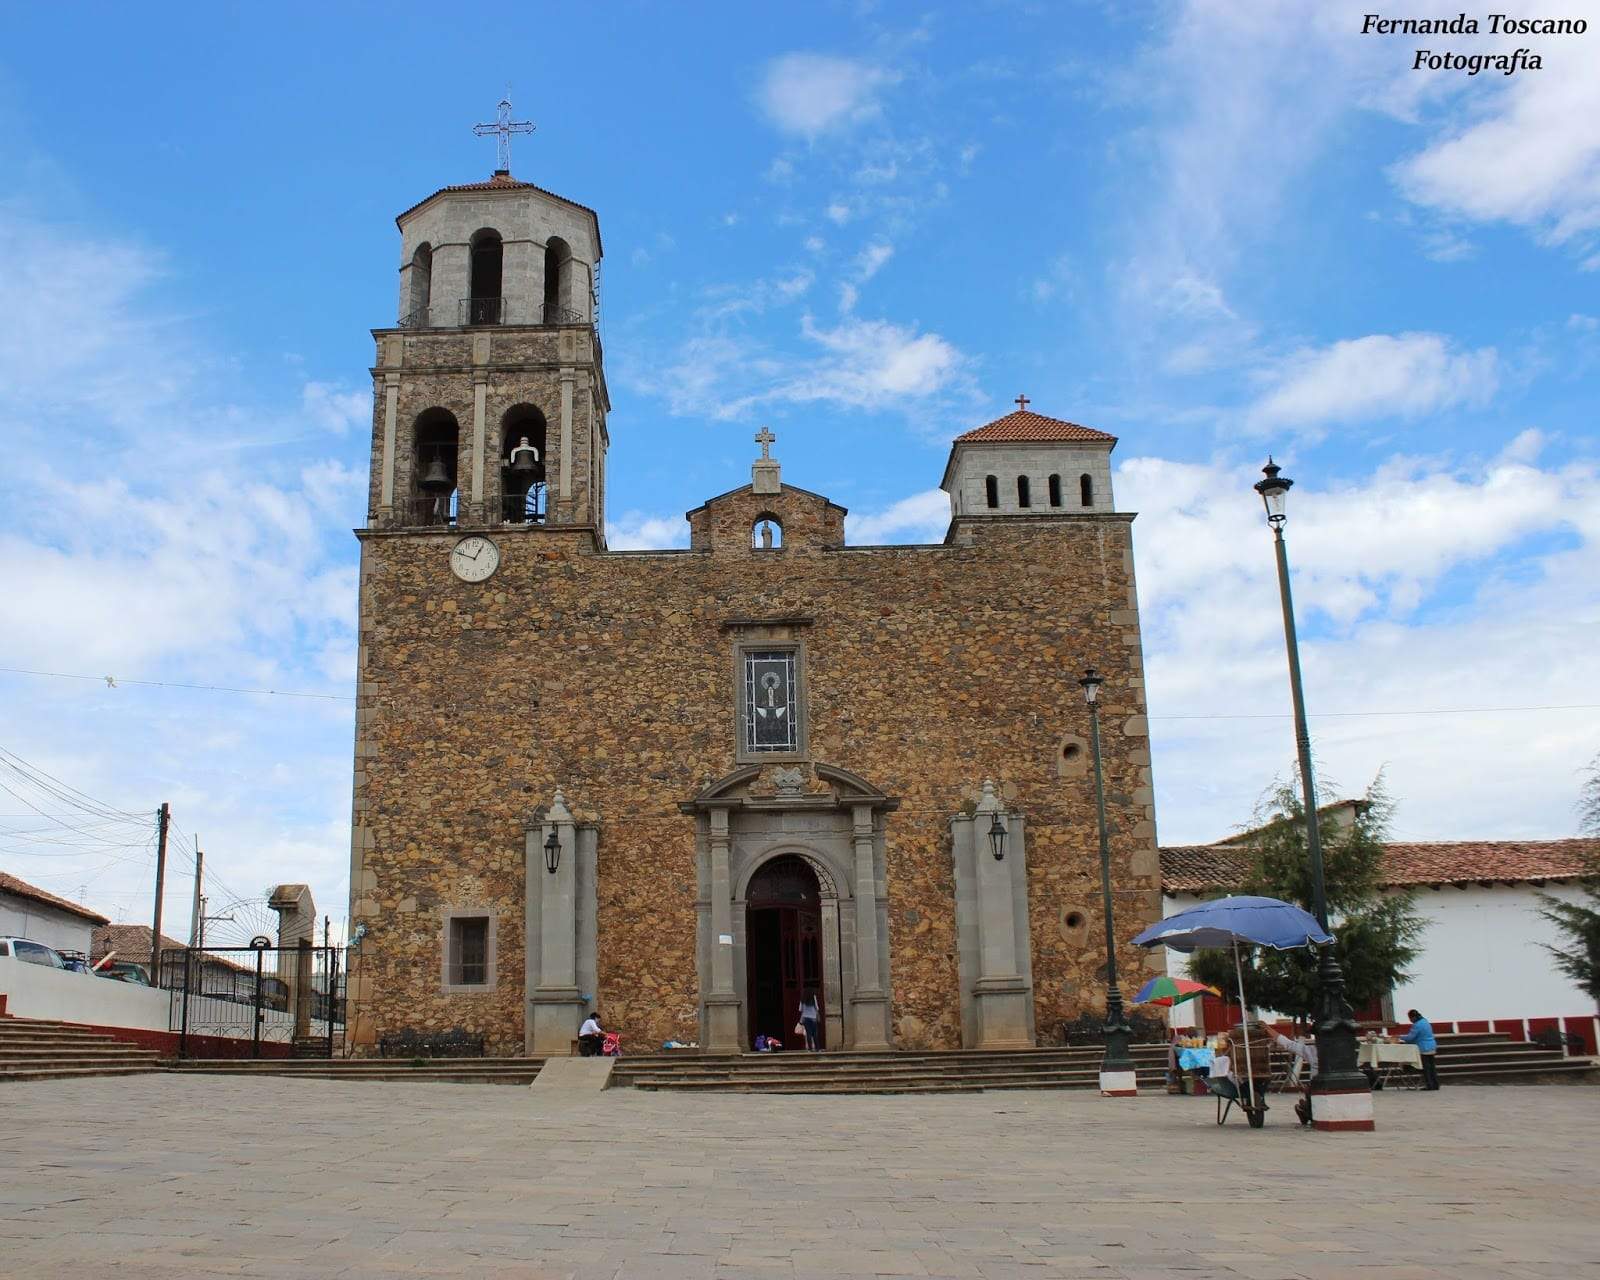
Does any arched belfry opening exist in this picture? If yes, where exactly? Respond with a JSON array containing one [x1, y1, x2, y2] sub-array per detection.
[[543, 236, 573, 322], [745, 855, 824, 1050], [411, 408, 460, 527], [469, 229, 503, 324], [407, 243, 432, 328], [500, 404, 548, 524]]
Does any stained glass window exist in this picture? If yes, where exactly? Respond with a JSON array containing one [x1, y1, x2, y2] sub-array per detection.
[[743, 650, 798, 753]]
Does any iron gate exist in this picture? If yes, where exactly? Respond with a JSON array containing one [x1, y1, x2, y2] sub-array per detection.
[[166, 943, 345, 1059]]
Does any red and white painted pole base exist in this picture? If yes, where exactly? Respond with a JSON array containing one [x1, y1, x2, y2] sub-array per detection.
[[1099, 1069, 1138, 1097], [1308, 1085, 1375, 1131]]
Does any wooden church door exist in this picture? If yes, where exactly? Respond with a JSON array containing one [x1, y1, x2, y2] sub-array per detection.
[[746, 855, 826, 1051]]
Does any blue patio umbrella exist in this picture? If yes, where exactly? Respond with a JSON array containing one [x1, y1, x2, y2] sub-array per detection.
[[1133, 895, 1335, 1117]]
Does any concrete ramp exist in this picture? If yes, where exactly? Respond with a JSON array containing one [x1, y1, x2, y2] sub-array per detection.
[[530, 1057, 614, 1092]]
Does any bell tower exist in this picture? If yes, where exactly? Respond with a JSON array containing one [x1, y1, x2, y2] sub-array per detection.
[[365, 131, 609, 539]]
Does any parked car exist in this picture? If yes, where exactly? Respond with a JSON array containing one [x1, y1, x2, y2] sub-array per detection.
[[0, 937, 68, 968], [96, 960, 151, 985]]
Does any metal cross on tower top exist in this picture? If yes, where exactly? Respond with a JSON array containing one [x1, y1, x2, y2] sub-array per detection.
[[755, 426, 776, 460], [1014, 393, 1031, 411], [473, 94, 536, 173]]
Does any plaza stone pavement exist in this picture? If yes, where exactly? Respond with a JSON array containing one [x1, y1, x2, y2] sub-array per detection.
[[1, 1078, 1596, 1280]]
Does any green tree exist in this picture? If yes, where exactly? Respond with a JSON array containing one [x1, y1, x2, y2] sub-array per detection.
[[1534, 754, 1600, 1004], [1192, 773, 1427, 1024]]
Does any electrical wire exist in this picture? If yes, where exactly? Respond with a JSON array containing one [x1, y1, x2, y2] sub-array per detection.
[[0, 667, 352, 702]]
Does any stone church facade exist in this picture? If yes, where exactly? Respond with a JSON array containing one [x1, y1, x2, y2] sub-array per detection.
[[346, 169, 1166, 1056]]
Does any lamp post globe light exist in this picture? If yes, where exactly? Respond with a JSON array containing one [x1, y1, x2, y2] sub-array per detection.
[[1079, 666, 1137, 1097], [1254, 459, 1374, 1131]]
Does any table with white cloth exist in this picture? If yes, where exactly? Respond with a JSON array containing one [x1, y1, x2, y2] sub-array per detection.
[[1358, 1041, 1423, 1089]]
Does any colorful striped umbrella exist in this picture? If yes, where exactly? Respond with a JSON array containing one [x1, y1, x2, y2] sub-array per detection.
[[1132, 975, 1220, 1007]]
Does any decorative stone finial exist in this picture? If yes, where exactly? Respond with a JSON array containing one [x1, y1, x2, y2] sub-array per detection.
[[976, 778, 1000, 813], [549, 788, 573, 824]]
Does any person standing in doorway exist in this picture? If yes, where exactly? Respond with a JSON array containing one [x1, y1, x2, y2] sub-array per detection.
[[798, 990, 821, 1051], [1401, 1009, 1440, 1089]]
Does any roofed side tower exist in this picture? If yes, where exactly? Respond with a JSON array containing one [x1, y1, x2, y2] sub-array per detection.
[[940, 402, 1117, 524]]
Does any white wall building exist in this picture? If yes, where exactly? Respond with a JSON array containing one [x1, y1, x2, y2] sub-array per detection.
[[1159, 836, 1598, 1049], [0, 871, 108, 955]]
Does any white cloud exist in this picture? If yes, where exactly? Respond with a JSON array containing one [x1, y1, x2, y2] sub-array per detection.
[[844, 489, 950, 544], [1247, 333, 1499, 433], [825, 202, 852, 225], [1119, 440, 1600, 842], [758, 54, 898, 138], [790, 314, 965, 404], [1392, 31, 1600, 252], [854, 241, 894, 282], [301, 381, 371, 434], [608, 512, 688, 551]]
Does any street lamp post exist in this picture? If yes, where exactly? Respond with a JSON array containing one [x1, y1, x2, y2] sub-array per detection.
[[1254, 459, 1373, 1130], [1079, 667, 1137, 1097]]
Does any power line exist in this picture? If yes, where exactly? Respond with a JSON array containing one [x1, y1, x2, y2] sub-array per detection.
[[0, 667, 353, 703], [1149, 703, 1600, 722]]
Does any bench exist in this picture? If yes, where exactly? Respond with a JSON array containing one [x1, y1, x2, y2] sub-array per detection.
[[377, 1028, 486, 1059]]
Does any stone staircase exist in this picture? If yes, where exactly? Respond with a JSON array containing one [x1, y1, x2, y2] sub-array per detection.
[[612, 1032, 1595, 1094], [165, 1056, 547, 1085], [0, 1017, 164, 1083]]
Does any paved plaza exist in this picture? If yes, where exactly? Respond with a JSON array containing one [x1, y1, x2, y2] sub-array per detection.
[[1, 1076, 1596, 1279]]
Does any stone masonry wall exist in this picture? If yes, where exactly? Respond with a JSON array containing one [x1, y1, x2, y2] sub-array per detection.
[[348, 496, 1165, 1056]]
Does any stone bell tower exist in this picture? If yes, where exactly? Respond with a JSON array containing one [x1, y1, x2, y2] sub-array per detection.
[[364, 162, 609, 537]]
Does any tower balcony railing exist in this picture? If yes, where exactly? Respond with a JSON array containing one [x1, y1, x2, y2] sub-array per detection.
[[405, 492, 460, 528], [396, 300, 590, 329], [501, 484, 547, 525]]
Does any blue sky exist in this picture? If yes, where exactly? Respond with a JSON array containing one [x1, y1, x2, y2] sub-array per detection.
[[2, 2, 1597, 939]]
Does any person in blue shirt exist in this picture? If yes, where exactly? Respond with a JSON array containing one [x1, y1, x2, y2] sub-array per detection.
[[1401, 1009, 1440, 1090]]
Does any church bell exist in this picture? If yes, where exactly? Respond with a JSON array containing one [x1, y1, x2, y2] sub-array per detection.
[[419, 452, 451, 492]]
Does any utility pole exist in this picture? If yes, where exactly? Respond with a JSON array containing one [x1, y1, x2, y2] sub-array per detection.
[[189, 838, 204, 947], [151, 803, 170, 986]]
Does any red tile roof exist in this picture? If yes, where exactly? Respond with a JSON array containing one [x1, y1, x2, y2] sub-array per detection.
[[954, 409, 1117, 445], [90, 923, 187, 962], [1161, 839, 1596, 893], [0, 871, 109, 925]]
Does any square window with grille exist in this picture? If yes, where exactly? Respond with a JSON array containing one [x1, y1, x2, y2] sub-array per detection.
[[448, 916, 489, 986], [743, 649, 799, 754]]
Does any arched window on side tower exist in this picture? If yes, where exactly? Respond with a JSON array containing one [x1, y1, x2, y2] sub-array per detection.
[[407, 243, 432, 328], [1017, 475, 1031, 508], [501, 404, 548, 524], [985, 475, 999, 509], [544, 237, 573, 322], [469, 229, 503, 324], [1080, 473, 1094, 507], [1048, 474, 1062, 507], [411, 408, 460, 527]]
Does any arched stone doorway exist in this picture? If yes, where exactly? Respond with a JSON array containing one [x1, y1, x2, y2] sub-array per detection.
[[681, 763, 897, 1053], [745, 855, 824, 1050]]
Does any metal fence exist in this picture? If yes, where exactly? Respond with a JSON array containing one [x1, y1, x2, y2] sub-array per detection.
[[166, 943, 344, 1059]]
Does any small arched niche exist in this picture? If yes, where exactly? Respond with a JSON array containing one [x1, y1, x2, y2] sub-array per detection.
[[1017, 475, 1032, 508], [468, 229, 503, 324], [1056, 731, 1088, 780], [752, 513, 784, 550], [411, 408, 460, 527], [501, 404, 548, 524], [407, 243, 432, 327], [544, 236, 574, 322], [1048, 473, 1062, 508], [1080, 473, 1094, 507], [984, 475, 999, 509]]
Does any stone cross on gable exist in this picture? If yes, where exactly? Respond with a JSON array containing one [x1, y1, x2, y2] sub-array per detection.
[[752, 426, 781, 495], [473, 94, 536, 173], [1014, 394, 1030, 411]]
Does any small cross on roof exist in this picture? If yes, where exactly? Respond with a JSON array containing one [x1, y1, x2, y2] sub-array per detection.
[[755, 426, 776, 460], [1014, 394, 1031, 411]]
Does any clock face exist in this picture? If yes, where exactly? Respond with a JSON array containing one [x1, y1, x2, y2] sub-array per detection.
[[450, 535, 500, 583]]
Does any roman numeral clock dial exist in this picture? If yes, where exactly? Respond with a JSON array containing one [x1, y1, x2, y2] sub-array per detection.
[[449, 535, 500, 583]]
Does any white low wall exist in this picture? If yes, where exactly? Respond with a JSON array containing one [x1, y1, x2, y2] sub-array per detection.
[[0, 959, 170, 1028]]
